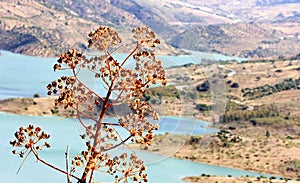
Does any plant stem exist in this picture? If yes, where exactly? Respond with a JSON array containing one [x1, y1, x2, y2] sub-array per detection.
[[31, 147, 80, 181], [80, 42, 141, 182], [65, 146, 70, 183]]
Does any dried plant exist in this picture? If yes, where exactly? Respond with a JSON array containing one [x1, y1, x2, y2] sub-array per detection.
[[10, 26, 167, 183]]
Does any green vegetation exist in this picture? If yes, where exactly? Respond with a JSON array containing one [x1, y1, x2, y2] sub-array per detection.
[[250, 117, 290, 127], [214, 130, 242, 147], [50, 108, 59, 114], [196, 80, 210, 92], [280, 159, 300, 174], [230, 82, 239, 88], [144, 85, 180, 102], [223, 104, 280, 123], [242, 77, 300, 99], [195, 103, 212, 111]]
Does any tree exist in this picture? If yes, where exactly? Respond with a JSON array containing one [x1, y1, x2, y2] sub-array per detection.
[[230, 82, 239, 88], [266, 130, 270, 138], [9, 26, 167, 183], [196, 80, 210, 92], [256, 76, 261, 81]]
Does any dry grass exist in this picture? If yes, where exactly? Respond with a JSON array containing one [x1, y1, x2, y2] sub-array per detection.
[[0, 97, 71, 116], [142, 126, 300, 179], [225, 60, 300, 92]]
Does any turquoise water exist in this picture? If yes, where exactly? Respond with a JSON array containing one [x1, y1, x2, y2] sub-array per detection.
[[0, 50, 246, 99], [0, 50, 68, 99], [1, 112, 271, 183], [0, 50, 274, 183]]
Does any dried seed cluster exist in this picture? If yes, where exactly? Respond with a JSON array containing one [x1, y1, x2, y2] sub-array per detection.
[[114, 153, 148, 183], [133, 51, 167, 85], [47, 76, 76, 109], [10, 125, 50, 157], [72, 142, 148, 183], [88, 26, 122, 51], [98, 56, 122, 87], [54, 49, 83, 71], [113, 50, 166, 102], [132, 26, 160, 47], [71, 141, 106, 169], [118, 99, 159, 145], [11, 26, 167, 183], [81, 124, 119, 151]]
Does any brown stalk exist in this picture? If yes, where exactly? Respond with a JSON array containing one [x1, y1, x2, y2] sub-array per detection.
[[81, 41, 141, 182], [65, 146, 71, 183], [103, 135, 133, 152], [31, 147, 80, 181], [74, 104, 95, 138]]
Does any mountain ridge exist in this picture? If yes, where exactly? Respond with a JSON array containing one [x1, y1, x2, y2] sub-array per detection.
[[1, 0, 300, 58]]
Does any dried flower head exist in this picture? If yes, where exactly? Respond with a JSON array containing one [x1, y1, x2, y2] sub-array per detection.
[[88, 26, 122, 51], [10, 125, 51, 157], [55, 49, 83, 71], [11, 25, 168, 183], [132, 26, 160, 47]]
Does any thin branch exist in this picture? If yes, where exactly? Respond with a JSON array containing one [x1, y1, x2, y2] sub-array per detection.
[[75, 108, 98, 123], [65, 146, 70, 183], [16, 149, 31, 175], [31, 147, 81, 181], [88, 169, 95, 183], [110, 45, 124, 54], [102, 122, 120, 126], [110, 87, 127, 105], [120, 42, 143, 67], [111, 87, 131, 91], [73, 69, 105, 102], [74, 105, 95, 138], [103, 135, 133, 152], [101, 75, 110, 87]]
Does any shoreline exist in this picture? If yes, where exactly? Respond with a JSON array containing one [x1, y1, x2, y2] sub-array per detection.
[[1, 97, 300, 182], [183, 175, 300, 183], [129, 125, 300, 180]]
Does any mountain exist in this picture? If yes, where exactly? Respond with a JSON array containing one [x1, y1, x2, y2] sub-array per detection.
[[0, 0, 300, 58], [256, 0, 300, 6], [170, 22, 300, 58], [0, 0, 181, 57]]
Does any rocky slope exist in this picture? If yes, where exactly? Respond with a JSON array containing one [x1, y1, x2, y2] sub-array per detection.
[[171, 22, 300, 58], [1, 0, 300, 58], [0, 0, 180, 57]]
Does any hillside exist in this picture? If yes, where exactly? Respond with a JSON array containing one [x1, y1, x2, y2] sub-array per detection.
[[171, 22, 300, 58], [1, 0, 300, 58], [0, 0, 180, 57], [1, 56, 300, 180], [128, 58, 300, 180], [162, 59, 300, 123]]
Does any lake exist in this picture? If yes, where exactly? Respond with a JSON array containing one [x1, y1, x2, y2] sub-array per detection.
[[0, 50, 246, 99], [1, 112, 271, 183], [0, 50, 272, 183]]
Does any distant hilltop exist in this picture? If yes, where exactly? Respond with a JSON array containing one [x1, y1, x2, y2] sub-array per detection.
[[171, 22, 300, 58], [1, 0, 300, 58]]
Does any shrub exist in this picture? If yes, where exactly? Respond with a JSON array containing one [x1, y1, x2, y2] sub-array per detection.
[[196, 103, 212, 111], [230, 82, 239, 88], [196, 80, 210, 92], [33, 93, 40, 98]]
